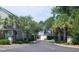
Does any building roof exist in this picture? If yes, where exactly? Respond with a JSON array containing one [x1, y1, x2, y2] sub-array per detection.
[[0, 7, 17, 17], [0, 7, 19, 30]]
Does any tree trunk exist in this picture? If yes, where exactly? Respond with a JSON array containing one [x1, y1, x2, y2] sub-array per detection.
[[63, 27, 68, 42], [58, 32, 61, 41], [56, 27, 61, 42]]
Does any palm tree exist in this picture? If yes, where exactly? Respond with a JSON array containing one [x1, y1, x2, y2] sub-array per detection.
[[52, 14, 70, 42]]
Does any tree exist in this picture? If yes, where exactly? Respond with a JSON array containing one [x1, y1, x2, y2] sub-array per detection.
[[18, 16, 42, 41], [44, 17, 54, 29], [51, 6, 77, 42], [38, 21, 44, 30], [51, 6, 79, 43], [51, 14, 70, 41], [70, 9, 79, 37]]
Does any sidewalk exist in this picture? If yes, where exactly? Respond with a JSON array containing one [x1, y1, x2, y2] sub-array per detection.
[[54, 43, 79, 48]]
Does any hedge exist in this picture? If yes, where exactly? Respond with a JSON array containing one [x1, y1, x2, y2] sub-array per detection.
[[70, 35, 79, 45], [0, 39, 10, 45], [15, 35, 37, 44], [71, 39, 79, 45], [47, 35, 54, 40], [13, 34, 38, 44]]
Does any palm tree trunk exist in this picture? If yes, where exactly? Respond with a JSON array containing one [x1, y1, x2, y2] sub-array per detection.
[[56, 27, 61, 42], [58, 32, 61, 41], [63, 27, 68, 42]]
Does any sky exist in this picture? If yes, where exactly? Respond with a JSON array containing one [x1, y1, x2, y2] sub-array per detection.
[[3, 6, 52, 22]]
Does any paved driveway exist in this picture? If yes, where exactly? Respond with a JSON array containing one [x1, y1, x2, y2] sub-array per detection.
[[0, 40, 79, 52]]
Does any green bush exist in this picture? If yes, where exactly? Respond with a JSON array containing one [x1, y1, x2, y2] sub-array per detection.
[[72, 39, 79, 45], [16, 41, 23, 44], [15, 39, 22, 44], [23, 39, 29, 43], [15, 35, 37, 44], [15, 39, 30, 44], [29, 35, 36, 41], [58, 41, 66, 43], [0, 39, 10, 45], [71, 35, 79, 45], [36, 35, 40, 39], [47, 36, 54, 40]]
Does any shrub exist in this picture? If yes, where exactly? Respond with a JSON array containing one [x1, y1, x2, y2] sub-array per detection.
[[36, 35, 40, 39], [59, 41, 66, 43], [16, 41, 23, 44], [23, 39, 29, 43], [47, 36, 54, 40], [15, 39, 23, 44], [29, 35, 36, 41], [71, 35, 79, 45], [66, 35, 79, 45], [15, 35, 37, 44], [15, 39, 30, 44], [0, 39, 10, 45], [72, 39, 79, 45]]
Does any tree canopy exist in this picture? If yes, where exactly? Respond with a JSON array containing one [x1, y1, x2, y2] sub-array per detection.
[[50, 6, 79, 43]]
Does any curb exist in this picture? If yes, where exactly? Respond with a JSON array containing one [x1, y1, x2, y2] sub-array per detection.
[[54, 43, 79, 49]]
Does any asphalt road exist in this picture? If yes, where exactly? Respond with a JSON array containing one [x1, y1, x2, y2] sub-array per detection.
[[1, 40, 79, 52]]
